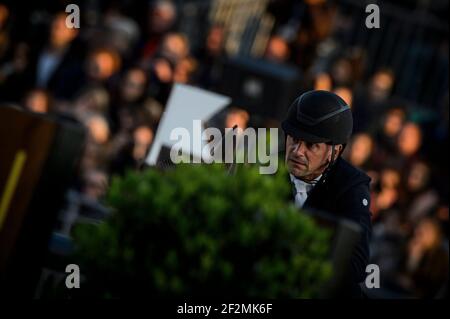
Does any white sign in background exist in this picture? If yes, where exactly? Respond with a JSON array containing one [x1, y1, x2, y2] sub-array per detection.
[[146, 84, 231, 166]]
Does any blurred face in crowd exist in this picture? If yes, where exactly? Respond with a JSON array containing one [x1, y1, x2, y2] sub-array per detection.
[[148, 0, 176, 34], [333, 86, 353, 108], [153, 57, 173, 83], [143, 98, 164, 126], [11, 42, 29, 72], [24, 89, 49, 113], [225, 108, 249, 130], [83, 170, 108, 200], [86, 115, 110, 145], [121, 68, 147, 102], [413, 218, 442, 250], [380, 168, 401, 189], [383, 108, 405, 137], [314, 72, 332, 91], [376, 168, 400, 211], [74, 88, 109, 115], [86, 49, 121, 81], [132, 126, 154, 160], [174, 57, 196, 83], [285, 135, 342, 180], [331, 58, 353, 86], [206, 25, 225, 56], [349, 133, 373, 167], [398, 122, 422, 157], [103, 15, 140, 55], [50, 13, 78, 50], [0, 4, 9, 29], [407, 161, 430, 192], [160, 33, 189, 63], [305, 0, 327, 5], [117, 107, 135, 132], [265, 36, 290, 63], [369, 70, 394, 101]]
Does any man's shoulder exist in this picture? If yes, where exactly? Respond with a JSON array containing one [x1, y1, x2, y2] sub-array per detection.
[[334, 158, 370, 179], [328, 158, 371, 195]]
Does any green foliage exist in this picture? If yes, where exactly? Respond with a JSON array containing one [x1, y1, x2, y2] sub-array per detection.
[[73, 163, 332, 298]]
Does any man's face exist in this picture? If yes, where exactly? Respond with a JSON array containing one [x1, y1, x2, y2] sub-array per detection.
[[285, 134, 337, 179]]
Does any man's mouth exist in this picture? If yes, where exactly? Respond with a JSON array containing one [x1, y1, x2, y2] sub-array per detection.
[[290, 158, 307, 167]]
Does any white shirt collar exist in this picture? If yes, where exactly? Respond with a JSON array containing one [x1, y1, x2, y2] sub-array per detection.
[[289, 174, 322, 193]]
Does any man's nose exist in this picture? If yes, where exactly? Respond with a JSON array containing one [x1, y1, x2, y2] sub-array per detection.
[[293, 141, 307, 156]]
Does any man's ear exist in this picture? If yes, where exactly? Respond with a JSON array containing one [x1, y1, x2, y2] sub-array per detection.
[[334, 144, 343, 160]]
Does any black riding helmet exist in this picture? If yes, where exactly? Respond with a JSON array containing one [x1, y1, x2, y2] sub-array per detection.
[[281, 90, 353, 145], [282, 90, 353, 184]]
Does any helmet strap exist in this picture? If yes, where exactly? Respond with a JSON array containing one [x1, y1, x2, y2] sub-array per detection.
[[316, 144, 337, 185]]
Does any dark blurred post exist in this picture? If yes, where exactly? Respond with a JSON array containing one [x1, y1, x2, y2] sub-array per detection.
[[0, 105, 85, 298]]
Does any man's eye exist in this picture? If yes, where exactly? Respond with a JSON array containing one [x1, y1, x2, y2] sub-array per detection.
[[307, 143, 319, 150]]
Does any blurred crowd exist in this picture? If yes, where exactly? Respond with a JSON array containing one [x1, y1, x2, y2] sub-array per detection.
[[0, 0, 448, 298]]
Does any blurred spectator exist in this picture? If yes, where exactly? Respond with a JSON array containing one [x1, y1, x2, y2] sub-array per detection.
[[374, 106, 406, 162], [147, 55, 175, 105], [290, 0, 336, 70], [71, 86, 110, 119], [110, 66, 148, 132], [110, 125, 154, 175], [58, 169, 110, 235], [204, 24, 225, 58], [400, 161, 440, 226], [435, 204, 449, 239], [369, 68, 395, 103], [225, 107, 250, 130], [82, 169, 109, 201], [23, 88, 51, 113], [313, 72, 332, 91], [0, 3, 10, 59], [85, 114, 110, 145], [29, 12, 85, 100], [36, 13, 78, 86], [370, 210, 408, 293], [132, 125, 154, 162], [142, 97, 164, 128], [344, 133, 374, 170], [333, 86, 353, 108], [353, 68, 396, 132], [397, 122, 422, 160], [374, 167, 401, 215], [406, 218, 449, 298], [103, 11, 140, 59], [194, 24, 226, 89], [264, 35, 291, 64], [79, 113, 111, 172], [120, 67, 148, 104], [0, 42, 30, 101], [158, 32, 189, 64], [221, 107, 251, 157], [330, 56, 354, 87], [141, 0, 177, 61], [85, 47, 121, 84], [174, 56, 197, 84]]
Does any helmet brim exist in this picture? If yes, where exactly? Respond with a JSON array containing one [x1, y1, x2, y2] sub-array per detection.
[[282, 120, 331, 144]]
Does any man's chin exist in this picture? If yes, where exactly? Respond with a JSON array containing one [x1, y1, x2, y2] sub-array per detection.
[[288, 166, 308, 178]]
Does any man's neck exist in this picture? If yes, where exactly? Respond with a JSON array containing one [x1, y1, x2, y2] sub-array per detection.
[[291, 173, 322, 184], [300, 172, 322, 182]]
